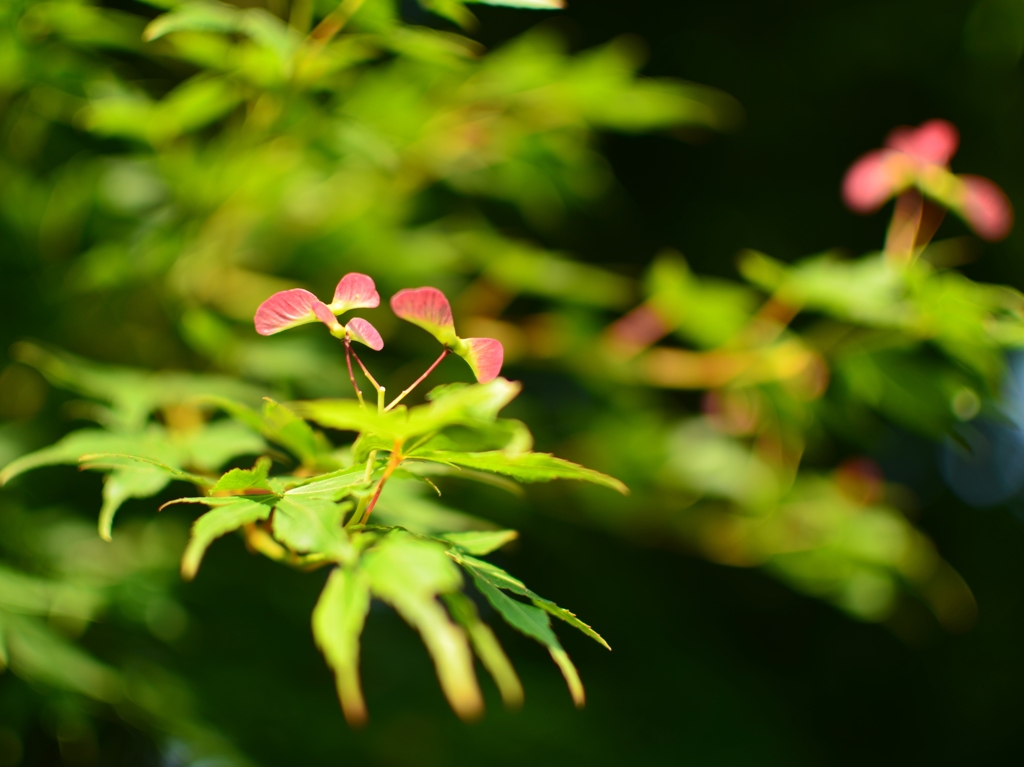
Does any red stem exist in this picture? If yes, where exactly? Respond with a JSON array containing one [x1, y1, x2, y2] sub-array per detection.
[[344, 341, 365, 407], [385, 348, 450, 412], [361, 442, 403, 524]]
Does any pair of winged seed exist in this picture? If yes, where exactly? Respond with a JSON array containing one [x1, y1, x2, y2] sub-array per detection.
[[254, 274, 503, 384], [842, 118, 1013, 241]]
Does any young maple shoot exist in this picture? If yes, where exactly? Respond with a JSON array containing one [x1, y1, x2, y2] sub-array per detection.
[[8, 274, 626, 725], [842, 119, 1013, 260]]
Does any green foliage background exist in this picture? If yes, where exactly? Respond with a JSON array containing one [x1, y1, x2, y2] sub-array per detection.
[[3, 0, 1024, 764]]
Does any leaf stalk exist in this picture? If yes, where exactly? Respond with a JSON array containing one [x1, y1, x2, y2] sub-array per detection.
[[360, 440, 403, 525]]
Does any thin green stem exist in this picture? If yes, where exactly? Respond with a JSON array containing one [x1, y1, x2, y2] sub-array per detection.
[[385, 349, 449, 412], [347, 494, 369, 528], [344, 449, 378, 526]]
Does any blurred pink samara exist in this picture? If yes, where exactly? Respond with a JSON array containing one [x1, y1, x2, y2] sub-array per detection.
[[254, 273, 383, 350], [390, 287, 504, 383], [842, 119, 1012, 241]]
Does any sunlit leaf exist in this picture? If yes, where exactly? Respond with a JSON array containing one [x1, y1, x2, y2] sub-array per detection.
[[411, 417, 533, 454], [209, 397, 329, 469], [143, 0, 242, 40], [403, 460, 526, 495], [144, 0, 297, 67], [405, 378, 522, 436], [299, 379, 523, 443], [469, 575, 584, 706], [259, 399, 329, 464], [312, 567, 373, 725], [284, 466, 370, 501], [180, 497, 275, 579], [440, 529, 518, 555], [442, 592, 524, 709], [210, 457, 274, 496], [98, 469, 172, 542], [471, 575, 558, 645], [372, 479, 497, 533], [179, 419, 267, 471], [272, 496, 352, 559], [0, 429, 175, 486], [363, 533, 482, 719], [453, 553, 610, 650], [419, 0, 477, 28], [414, 450, 628, 494], [352, 432, 395, 464], [548, 647, 585, 708], [293, 399, 404, 440], [78, 452, 211, 487]]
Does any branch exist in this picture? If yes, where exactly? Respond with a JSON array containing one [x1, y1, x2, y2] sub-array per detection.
[[344, 341, 366, 408], [360, 441, 403, 525], [385, 348, 450, 412]]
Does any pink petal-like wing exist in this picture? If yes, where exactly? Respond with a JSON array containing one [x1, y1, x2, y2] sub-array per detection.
[[841, 149, 915, 213], [255, 289, 328, 335], [960, 175, 1013, 241], [346, 318, 384, 351], [331, 273, 380, 314], [885, 119, 959, 166], [457, 337, 504, 384], [312, 301, 342, 331], [390, 287, 459, 346]]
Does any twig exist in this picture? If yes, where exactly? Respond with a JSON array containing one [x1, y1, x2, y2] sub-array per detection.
[[360, 441, 403, 525], [350, 345, 386, 413], [344, 341, 366, 408], [385, 349, 450, 412], [308, 0, 365, 46]]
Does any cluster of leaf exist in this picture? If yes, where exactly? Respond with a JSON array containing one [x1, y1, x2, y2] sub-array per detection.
[[3, 0, 722, 750], [4, 0, 1024, 753], [2, 345, 625, 723]]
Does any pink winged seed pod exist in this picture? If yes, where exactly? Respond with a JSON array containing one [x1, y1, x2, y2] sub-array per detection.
[[254, 273, 384, 350], [842, 119, 1013, 241], [391, 287, 504, 383]]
